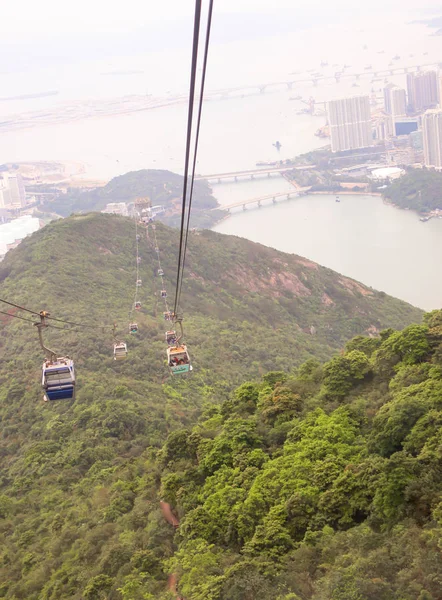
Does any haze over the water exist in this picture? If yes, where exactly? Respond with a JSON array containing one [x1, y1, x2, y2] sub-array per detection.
[[2, 0, 442, 311]]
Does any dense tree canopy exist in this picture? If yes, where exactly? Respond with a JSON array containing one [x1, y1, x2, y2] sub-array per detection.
[[0, 213, 429, 599]]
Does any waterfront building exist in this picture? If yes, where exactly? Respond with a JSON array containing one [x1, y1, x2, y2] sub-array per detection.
[[327, 95, 372, 152], [407, 71, 438, 113], [422, 108, 442, 169]]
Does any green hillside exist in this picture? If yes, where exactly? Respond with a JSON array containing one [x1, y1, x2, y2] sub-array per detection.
[[383, 169, 442, 214], [36, 169, 223, 228], [0, 213, 424, 599], [162, 310, 442, 600]]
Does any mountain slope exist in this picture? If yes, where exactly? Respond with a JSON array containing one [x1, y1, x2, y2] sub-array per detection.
[[0, 213, 423, 599], [37, 169, 224, 228]]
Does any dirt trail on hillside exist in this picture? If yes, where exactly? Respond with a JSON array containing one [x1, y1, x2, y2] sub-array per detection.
[[161, 500, 182, 598]]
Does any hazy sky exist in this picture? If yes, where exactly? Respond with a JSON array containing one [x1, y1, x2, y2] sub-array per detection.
[[1, 0, 440, 39]]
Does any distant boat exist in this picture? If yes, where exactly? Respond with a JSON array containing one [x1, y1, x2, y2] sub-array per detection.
[[365, 64, 372, 70], [256, 161, 277, 167], [420, 216, 430, 222], [393, 55, 400, 60], [336, 196, 341, 202], [320, 61, 329, 67], [289, 95, 302, 101]]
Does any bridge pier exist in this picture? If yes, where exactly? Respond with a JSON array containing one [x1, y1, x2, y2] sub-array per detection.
[[404, 67, 408, 73], [272, 197, 276, 203], [258, 200, 262, 207], [242, 204, 246, 210], [218, 178, 221, 184], [259, 86, 266, 93], [267, 172, 271, 178], [356, 74, 360, 80], [234, 176, 238, 182], [251, 174, 254, 180], [417, 65, 421, 72]]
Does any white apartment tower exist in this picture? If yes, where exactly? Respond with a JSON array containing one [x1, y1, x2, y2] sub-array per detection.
[[384, 84, 406, 118], [0, 173, 26, 208], [327, 96, 372, 152], [422, 109, 442, 169]]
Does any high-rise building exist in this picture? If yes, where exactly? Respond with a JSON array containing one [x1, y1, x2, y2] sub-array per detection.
[[422, 109, 442, 169], [6, 174, 26, 208], [327, 95, 372, 152], [407, 71, 438, 113], [383, 84, 406, 118], [0, 173, 26, 208]]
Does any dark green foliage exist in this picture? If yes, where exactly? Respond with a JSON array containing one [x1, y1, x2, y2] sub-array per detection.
[[39, 169, 223, 228], [383, 169, 442, 213], [0, 212, 430, 599], [159, 314, 442, 599]]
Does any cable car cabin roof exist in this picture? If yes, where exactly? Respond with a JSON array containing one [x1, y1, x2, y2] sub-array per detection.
[[167, 345, 189, 358]]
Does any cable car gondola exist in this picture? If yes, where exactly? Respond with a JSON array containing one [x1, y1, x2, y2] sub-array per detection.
[[114, 342, 128, 361], [137, 257, 141, 264], [42, 358, 76, 401], [136, 234, 141, 241], [155, 247, 159, 253], [136, 279, 142, 287], [167, 345, 192, 375], [161, 290, 167, 298], [135, 301, 141, 310], [166, 330, 177, 346], [158, 268, 164, 276], [129, 323, 138, 333], [163, 311, 175, 321]]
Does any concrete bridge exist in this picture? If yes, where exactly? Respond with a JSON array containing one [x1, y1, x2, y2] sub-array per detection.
[[214, 188, 311, 212], [205, 63, 441, 98], [195, 165, 315, 184]]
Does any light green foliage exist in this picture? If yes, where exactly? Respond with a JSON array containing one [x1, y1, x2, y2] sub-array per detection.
[[0, 212, 435, 599], [322, 350, 371, 400]]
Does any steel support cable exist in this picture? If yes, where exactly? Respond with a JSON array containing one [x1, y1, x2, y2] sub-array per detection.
[[173, 0, 203, 316], [0, 297, 40, 316], [0, 297, 113, 330], [0, 309, 37, 323], [176, 0, 214, 313], [152, 225, 170, 315]]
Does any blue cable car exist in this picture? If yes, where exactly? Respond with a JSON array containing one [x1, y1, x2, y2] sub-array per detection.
[[42, 358, 75, 401]]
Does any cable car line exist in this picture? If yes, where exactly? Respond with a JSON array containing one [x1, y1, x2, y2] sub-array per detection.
[[177, 0, 214, 314], [0, 309, 39, 324], [0, 297, 40, 316], [0, 297, 114, 331], [173, 0, 203, 317]]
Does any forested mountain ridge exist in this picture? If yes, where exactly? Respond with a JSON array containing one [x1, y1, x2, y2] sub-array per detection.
[[0, 213, 424, 599], [37, 169, 223, 228]]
